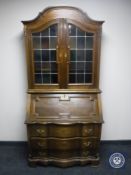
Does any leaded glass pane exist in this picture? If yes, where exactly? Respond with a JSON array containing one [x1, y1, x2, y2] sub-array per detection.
[[42, 74, 50, 83], [77, 50, 84, 61], [34, 62, 41, 73], [50, 50, 56, 61], [51, 63, 57, 73], [41, 28, 49, 36], [77, 62, 85, 73], [85, 62, 92, 73], [51, 74, 57, 83], [70, 62, 76, 73], [50, 24, 57, 36], [42, 50, 49, 61], [69, 74, 76, 83], [41, 37, 49, 49], [86, 50, 93, 61], [34, 50, 41, 61], [32, 38, 40, 49], [77, 37, 85, 48], [70, 37, 76, 49], [42, 62, 50, 73], [85, 74, 92, 83], [35, 74, 42, 83], [86, 37, 93, 49], [77, 28, 85, 36], [70, 50, 76, 61], [77, 74, 84, 83], [50, 37, 57, 49]]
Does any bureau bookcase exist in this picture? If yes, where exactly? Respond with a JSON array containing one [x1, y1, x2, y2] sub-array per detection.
[[22, 6, 104, 167]]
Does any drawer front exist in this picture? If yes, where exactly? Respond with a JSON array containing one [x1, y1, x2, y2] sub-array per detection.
[[29, 137, 100, 151], [49, 125, 79, 138], [82, 124, 101, 137], [81, 138, 99, 150], [30, 138, 48, 150], [28, 123, 101, 138], [28, 125, 48, 137]]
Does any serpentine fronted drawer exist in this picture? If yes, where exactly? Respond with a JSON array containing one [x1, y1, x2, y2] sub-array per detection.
[[27, 123, 101, 138]]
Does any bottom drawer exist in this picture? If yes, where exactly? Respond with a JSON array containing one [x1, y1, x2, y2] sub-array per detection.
[[30, 149, 98, 159]]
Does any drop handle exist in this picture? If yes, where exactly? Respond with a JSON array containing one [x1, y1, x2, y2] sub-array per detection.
[[38, 142, 46, 147], [83, 141, 91, 147], [64, 53, 67, 58], [64, 53, 70, 63], [59, 53, 62, 58], [57, 53, 62, 64]]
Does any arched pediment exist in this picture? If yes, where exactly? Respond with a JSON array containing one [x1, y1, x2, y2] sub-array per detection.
[[22, 6, 104, 30]]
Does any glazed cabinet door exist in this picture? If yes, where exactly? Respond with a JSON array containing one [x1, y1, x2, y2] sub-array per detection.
[[64, 20, 98, 89], [31, 19, 70, 89], [32, 22, 59, 87], [68, 23, 94, 85]]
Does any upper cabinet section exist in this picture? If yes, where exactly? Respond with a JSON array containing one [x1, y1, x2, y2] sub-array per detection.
[[22, 6, 104, 92]]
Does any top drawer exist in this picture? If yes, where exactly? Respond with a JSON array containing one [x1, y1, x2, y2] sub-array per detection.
[[27, 123, 101, 138]]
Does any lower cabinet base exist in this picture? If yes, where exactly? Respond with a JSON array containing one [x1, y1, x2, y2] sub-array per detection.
[[28, 156, 100, 167]]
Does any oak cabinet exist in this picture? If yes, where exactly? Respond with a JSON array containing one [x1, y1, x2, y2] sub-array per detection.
[[22, 6, 104, 167]]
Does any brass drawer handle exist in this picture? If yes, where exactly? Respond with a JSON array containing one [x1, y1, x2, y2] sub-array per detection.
[[83, 141, 91, 147], [59, 53, 62, 58], [37, 142, 46, 147], [64, 53, 67, 58], [62, 141, 68, 145], [36, 129, 45, 134], [84, 128, 93, 134], [57, 53, 62, 64], [38, 152, 47, 156], [82, 151, 89, 156]]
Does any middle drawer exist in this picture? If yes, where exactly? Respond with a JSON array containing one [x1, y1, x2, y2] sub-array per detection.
[[29, 137, 99, 151]]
